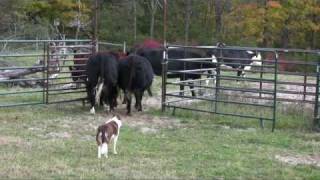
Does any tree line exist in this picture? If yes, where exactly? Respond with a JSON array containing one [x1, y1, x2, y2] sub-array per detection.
[[0, 0, 319, 49]]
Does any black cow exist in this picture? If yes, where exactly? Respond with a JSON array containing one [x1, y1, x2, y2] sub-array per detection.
[[86, 52, 119, 114], [118, 55, 154, 115], [207, 43, 261, 78], [134, 48, 213, 97]]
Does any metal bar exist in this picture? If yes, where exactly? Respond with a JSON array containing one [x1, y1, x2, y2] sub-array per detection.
[[98, 42, 124, 47], [259, 57, 264, 98], [0, 39, 92, 43], [162, 46, 168, 112], [167, 44, 320, 54], [217, 67, 317, 77], [0, 89, 44, 96], [46, 98, 87, 104], [314, 55, 320, 129], [46, 43, 49, 104], [165, 93, 274, 108], [215, 48, 222, 113], [0, 78, 45, 83], [42, 42, 46, 104], [166, 87, 209, 95], [166, 105, 273, 121], [48, 90, 86, 95], [240, 94, 315, 104], [0, 66, 44, 70], [303, 73, 307, 101], [48, 45, 93, 48], [0, 102, 45, 108], [272, 51, 278, 132], [49, 82, 84, 86], [166, 82, 275, 95], [0, 54, 44, 57]]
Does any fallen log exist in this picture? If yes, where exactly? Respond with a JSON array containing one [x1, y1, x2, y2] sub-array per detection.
[[0, 60, 44, 80]]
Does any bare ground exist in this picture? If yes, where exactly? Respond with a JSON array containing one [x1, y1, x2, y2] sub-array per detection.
[[275, 154, 320, 167]]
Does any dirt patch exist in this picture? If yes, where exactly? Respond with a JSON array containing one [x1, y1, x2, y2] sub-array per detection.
[[45, 132, 72, 139], [0, 136, 22, 146], [275, 154, 320, 167]]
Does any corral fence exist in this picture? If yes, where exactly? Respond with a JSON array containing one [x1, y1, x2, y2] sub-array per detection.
[[0, 39, 125, 107], [161, 44, 320, 131]]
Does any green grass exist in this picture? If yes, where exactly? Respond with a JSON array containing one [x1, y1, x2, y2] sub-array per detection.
[[0, 102, 319, 179], [0, 65, 320, 179]]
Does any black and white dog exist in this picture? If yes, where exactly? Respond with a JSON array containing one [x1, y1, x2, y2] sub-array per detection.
[[96, 115, 122, 158]]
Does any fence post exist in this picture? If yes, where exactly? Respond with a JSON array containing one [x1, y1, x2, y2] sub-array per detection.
[[214, 47, 222, 114], [42, 42, 46, 104], [46, 43, 50, 104], [259, 52, 264, 98], [313, 54, 320, 131], [123, 41, 127, 53], [161, 45, 168, 112], [272, 51, 278, 132], [303, 53, 308, 102]]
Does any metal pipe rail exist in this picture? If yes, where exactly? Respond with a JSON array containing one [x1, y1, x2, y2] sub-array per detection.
[[167, 43, 320, 54], [165, 93, 274, 108]]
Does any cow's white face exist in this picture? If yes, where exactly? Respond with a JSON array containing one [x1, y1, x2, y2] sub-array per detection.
[[244, 52, 262, 71], [211, 55, 217, 63], [251, 53, 262, 66]]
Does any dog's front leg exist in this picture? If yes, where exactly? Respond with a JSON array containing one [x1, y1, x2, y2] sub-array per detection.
[[98, 146, 101, 158], [113, 135, 118, 154]]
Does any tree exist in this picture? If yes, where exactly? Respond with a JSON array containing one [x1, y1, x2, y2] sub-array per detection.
[[184, 0, 192, 45]]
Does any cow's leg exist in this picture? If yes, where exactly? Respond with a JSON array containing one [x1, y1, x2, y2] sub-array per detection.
[[237, 70, 242, 77], [86, 80, 98, 114], [147, 87, 153, 97], [125, 91, 132, 115], [189, 82, 196, 97], [107, 86, 118, 112], [134, 90, 143, 111], [122, 89, 127, 104], [179, 76, 185, 96]]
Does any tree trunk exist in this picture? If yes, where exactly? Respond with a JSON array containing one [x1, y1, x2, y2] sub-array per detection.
[[261, 0, 268, 47], [214, 0, 223, 42], [184, 0, 192, 45], [281, 19, 289, 48], [133, 0, 137, 42], [75, 0, 81, 40], [149, 0, 158, 38]]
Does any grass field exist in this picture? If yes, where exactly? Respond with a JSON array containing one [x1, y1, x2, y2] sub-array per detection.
[[0, 93, 319, 179]]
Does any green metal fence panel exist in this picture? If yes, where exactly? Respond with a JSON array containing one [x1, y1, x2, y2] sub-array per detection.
[[0, 39, 124, 108], [162, 44, 319, 131]]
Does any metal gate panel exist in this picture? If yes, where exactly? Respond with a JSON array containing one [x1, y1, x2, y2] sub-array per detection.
[[0, 40, 47, 107], [46, 40, 93, 104], [162, 45, 320, 131]]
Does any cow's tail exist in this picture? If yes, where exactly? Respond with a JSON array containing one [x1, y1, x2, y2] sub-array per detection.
[[95, 79, 104, 106]]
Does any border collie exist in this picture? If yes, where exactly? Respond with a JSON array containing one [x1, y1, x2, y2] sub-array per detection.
[[96, 115, 122, 158]]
